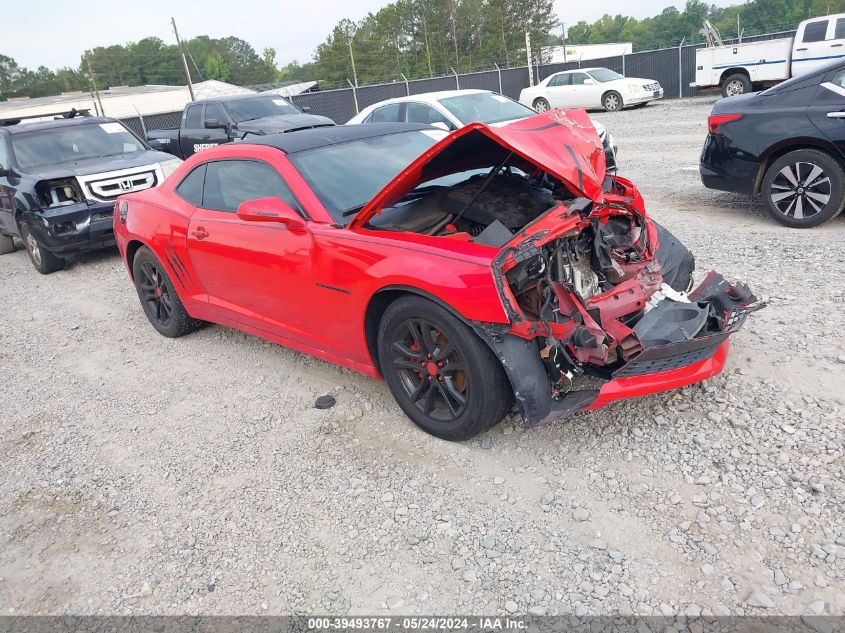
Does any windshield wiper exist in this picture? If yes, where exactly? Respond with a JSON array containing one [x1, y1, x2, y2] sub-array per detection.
[[341, 205, 364, 218]]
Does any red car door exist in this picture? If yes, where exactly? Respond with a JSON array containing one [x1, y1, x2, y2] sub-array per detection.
[[185, 158, 316, 344]]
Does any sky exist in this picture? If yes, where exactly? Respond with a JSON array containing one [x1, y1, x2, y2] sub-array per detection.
[[5, 0, 744, 71]]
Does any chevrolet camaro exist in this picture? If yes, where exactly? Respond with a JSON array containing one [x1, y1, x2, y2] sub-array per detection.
[[114, 112, 761, 441]]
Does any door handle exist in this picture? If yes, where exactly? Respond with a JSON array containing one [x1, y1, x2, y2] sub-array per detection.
[[827, 111, 845, 118], [832, 43, 844, 48], [191, 227, 209, 239], [796, 47, 808, 51]]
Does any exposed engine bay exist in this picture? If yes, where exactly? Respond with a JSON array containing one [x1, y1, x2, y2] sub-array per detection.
[[493, 181, 763, 408], [369, 165, 567, 248]]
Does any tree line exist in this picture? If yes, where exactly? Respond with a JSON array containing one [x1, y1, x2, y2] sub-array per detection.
[[1, 0, 841, 101], [0, 36, 278, 101], [563, 0, 845, 51]]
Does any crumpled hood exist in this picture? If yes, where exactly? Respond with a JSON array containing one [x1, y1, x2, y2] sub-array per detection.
[[351, 110, 606, 229], [22, 150, 173, 179], [235, 114, 336, 135]]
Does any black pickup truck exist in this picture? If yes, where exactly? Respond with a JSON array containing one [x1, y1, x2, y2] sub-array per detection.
[[0, 109, 181, 273], [146, 94, 335, 159]]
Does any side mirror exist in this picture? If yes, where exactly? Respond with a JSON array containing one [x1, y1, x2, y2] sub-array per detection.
[[236, 197, 307, 229], [583, 78, 596, 85], [0, 167, 9, 178], [300, 105, 312, 113], [430, 121, 451, 132], [204, 118, 226, 129]]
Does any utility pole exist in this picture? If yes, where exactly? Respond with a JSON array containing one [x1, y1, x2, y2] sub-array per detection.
[[561, 22, 567, 63], [525, 32, 534, 86], [348, 38, 359, 87], [84, 52, 105, 116], [171, 17, 195, 101]]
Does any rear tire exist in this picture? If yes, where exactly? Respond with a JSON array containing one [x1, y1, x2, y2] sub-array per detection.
[[0, 234, 15, 255], [761, 149, 845, 228], [132, 246, 203, 337], [377, 296, 513, 441], [19, 222, 64, 274], [602, 91, 623, 112], [721, 73, 751, 97], [532, 98, 551, 113]]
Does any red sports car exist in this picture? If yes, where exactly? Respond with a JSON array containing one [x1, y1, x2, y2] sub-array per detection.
[[114, 111, 761, 440]]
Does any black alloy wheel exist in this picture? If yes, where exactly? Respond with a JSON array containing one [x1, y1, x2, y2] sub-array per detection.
[[389, 317, 469, 423], [132, 246, 202, 337], [138, 261, 174, 328], [377, 296, 513, 441]]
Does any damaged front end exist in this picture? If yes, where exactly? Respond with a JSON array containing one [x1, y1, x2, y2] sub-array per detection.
[[22, 177, 118, 254], [490, 176, 763, 425], [355, 110, 763, 426]]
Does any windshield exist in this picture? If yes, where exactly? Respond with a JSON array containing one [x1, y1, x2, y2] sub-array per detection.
[[289, 130, 445, 223], [439, 92, 536, 125], [226, 97, 300, 122], [11, 122, 145, 170], [587, 68, 623, 83]]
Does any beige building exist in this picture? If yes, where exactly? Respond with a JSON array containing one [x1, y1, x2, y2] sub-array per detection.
[[0, 80, 256, 122]]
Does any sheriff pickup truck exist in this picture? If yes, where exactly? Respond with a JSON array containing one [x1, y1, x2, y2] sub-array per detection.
[[692, 13, 845, 96], [147, 94, 335, 160]]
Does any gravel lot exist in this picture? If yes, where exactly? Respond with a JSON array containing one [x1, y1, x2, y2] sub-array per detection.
[[1, 97, 843, 617]]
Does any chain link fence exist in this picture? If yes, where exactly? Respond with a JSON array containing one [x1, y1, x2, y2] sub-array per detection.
[[118, 28, 797, 134]]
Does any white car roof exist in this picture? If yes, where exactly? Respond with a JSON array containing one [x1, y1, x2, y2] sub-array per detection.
[[554, 67, 604, 74], [352, 89, 494, 117]]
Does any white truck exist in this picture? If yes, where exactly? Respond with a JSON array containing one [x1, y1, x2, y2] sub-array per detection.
[[692, 13, 845, 97]]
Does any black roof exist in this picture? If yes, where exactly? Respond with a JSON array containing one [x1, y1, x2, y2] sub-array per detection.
[[2, 116, 118, 135], [238, 122, 432, 154], [197, 93, 292, 103]]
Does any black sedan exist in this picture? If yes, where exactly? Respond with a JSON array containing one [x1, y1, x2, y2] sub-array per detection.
[[700, 59, 845, 228]]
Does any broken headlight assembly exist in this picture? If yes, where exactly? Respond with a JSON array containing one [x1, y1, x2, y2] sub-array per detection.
[[35, 178, 84, 209]]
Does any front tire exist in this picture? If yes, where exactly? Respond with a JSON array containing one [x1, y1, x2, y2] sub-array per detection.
[[132, 246, 202, 337], [721, 73, 751, 97], [0, 234, 15, 255], [377, 296, 513, 441], [761, 149, 845, 228], [532, 98, 551, 113], [19, 222, 64, 274], [602, 91, 623, 112]]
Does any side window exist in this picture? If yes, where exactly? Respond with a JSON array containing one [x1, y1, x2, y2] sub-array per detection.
[[369, 104, 401, 122], [185, 104, 203, 128], [0, 135, 9, 171], [548, 74, 569, 87], [802, 20, 829, 43], [175, 164, 206, 205], [202, 160, 302, 214], [570, 73, 590, 85], [835, 18, 845, 40], [204, 103, 225, 126], [404, 103, 453, 127], [831, 68, 845, 89]]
